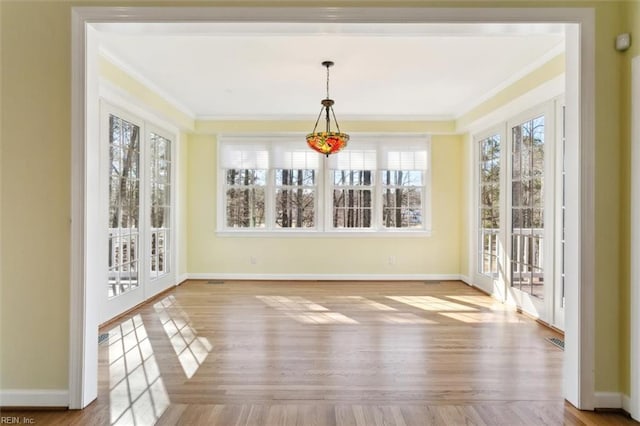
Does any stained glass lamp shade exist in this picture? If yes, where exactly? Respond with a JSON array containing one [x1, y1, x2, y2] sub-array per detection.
[[306, 61, 349, 157]]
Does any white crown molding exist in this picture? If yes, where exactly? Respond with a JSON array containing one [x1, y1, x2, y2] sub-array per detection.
[[454, 42, 565, 119], [458, 74, 564, 135], [98, 47, 196, 120]]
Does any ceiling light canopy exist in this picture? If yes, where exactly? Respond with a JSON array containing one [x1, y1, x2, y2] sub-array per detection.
[[306, 61, 349, 157]]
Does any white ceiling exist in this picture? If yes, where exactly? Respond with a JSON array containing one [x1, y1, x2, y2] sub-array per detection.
[[95, 22, 565, 121]]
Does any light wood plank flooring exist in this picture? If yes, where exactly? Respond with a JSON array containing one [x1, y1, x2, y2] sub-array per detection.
[[2, 280, 636, 425]]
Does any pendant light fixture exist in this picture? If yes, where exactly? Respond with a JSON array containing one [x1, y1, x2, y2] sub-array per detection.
[[306, 61, 349, 157]]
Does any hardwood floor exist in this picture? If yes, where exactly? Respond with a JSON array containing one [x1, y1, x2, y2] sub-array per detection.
[[2, 280, 636, 425]]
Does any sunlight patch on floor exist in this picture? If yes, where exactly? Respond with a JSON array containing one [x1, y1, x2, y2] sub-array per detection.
[[328, 296, 398, 311], [446, 295, 506, 310], [284, 311, 360, 324], [257, 295, 329, 312], [439, 312, 522, 323], [386, 296, 478, 312], [154, 295, 213, 379], [257, 295, 360, 324], [107, 314, 170, 425]]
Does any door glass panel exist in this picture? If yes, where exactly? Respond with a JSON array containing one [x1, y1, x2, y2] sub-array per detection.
[[478, 135, 500, 277], [510, 116, 545, 299], [108, 114, 140, 298], [150, 132, 172, 280]]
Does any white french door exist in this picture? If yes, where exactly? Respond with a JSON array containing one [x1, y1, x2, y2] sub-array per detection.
[[100, 102, 176, 323], [472, 100, 564, 329], [472, 128, 507, 299], [506, 104, 555, 323]]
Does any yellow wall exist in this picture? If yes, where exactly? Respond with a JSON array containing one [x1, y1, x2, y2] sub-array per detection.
[[0, 0, 632, 400], [619, 0, 640, 396], [1, 1, 71, 390], [187, 133, 463, 276], [593, 1, 624, 393]]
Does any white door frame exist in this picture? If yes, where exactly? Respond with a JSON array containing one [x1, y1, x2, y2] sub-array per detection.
[[70, 6, 596, 410], [630, 55, 640, 421]]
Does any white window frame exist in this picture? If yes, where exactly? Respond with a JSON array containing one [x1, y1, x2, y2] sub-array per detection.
[[217, 133, 431, 237]]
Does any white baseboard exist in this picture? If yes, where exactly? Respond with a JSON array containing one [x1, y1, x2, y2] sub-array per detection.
[[594, 392, 623, 409], [459, 275, 472, 285], [622, 394, 631, 413], [0, 389, 68, 407], [187, 273, 464, 282], [176, 273, 189, 285]]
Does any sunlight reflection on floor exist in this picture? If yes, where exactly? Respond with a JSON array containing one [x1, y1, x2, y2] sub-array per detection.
[[107, 314, 170, 425]]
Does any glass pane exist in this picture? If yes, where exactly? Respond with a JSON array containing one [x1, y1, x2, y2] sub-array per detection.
[[275, 169, 315, 186], [381, 170, 423, 186], [332, 189, 372, 228], [333, 170, 373, 186], [226, 169, 267, 186], [510, 117, 545, 299], [108, 115, 140, 298], [226, 188, 266, 228], [275, 188, 315, 228]]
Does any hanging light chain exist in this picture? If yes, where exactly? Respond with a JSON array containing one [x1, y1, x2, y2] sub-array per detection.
[[326, 63, 331, 99]]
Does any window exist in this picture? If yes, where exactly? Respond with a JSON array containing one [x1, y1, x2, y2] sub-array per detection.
[[478, 134, 501, 277], [225, 169, 267, 228], [218, 135, 430, 234], [379, 145, 428, 229], [332, 170, 373, 228], [276, 169, 316, 228], [108, 114, 140, 297], [149, 131, 172, 279], [510, 115, 545, 298], [328, 145, 376, 229]]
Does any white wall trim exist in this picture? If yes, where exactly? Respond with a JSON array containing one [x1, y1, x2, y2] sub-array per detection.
[[177, 273, 189, 285], [594, 392, 623, 409], [459, 275, 472, 285], [0, 390, 69, 408], [563, 16, 596, 411], [623, 394, 632, 414], [630, 54, 640, 421], [71, 4, 596, 411], [187, 273, 463, 282]]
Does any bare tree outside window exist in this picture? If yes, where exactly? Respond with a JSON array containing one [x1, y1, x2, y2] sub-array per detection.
[[108, 114, 140, 298], [511, 116, 545, 298], [225, 169, 266, 228], [150, 132, 171, 279], [478, 135, 500, 277], [382, 170, 423, 228], [332, 170, 373, 228], [275, 169, 316, 228]]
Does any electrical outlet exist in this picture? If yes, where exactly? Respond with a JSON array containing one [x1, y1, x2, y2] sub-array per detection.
[[250, 256, 257, 265], [388, 256, 396, 265]]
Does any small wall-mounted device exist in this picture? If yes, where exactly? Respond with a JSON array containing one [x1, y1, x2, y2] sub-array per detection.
[[616, 33, 631, 52]]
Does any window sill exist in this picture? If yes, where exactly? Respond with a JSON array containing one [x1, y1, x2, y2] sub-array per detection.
[[215, 229, 432, 238]]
